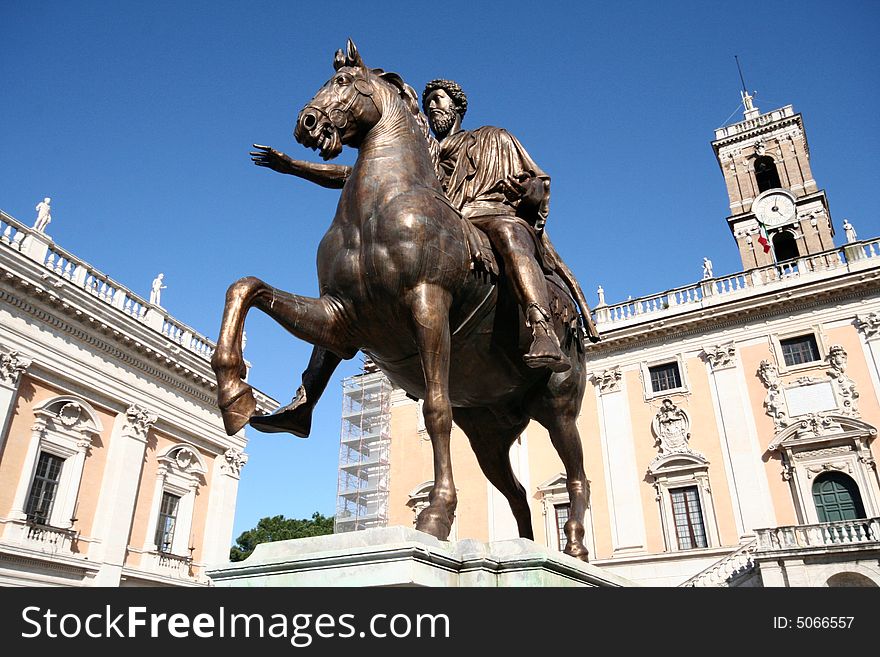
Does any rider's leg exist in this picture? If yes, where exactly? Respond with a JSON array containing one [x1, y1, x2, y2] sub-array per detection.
[[483, 218, 570, 372], [249, 346, 342, 437]]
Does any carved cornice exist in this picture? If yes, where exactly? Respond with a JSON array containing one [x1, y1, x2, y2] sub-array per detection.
[[0, 347, 31, 386], [124, 404, 158, 439], [757, 360, 788, 430], [827, 344, 859, 416], [703, 342, 737, 371], [222, 448, 248, 477], [856, 312, 880, 340], [592, 367, 622, 394]]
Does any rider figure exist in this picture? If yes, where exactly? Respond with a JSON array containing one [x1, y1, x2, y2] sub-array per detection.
[[422, 78, 568, 372], [248, 76, 599, 436]]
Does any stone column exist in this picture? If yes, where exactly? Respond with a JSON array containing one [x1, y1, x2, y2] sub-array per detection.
[[91, 404, 157, 586], [703, 343, 776, 538], [0, 347, 31, 457], [592, 367, 646, 554], [202, 447, 248, 568]]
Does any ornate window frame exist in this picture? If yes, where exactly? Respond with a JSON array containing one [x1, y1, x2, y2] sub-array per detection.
[[648, 453, 720, 552], [143, 443, 206, 557], [770, 326, 828, 375], [535, 473, 596, 557], [641, 355, 689, 401], [9, 396, 103, 531], [768, 414, 879, 524], [646, 399, 719, 552]]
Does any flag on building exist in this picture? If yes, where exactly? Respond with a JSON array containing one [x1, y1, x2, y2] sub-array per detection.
[[756, 220, 772, 253]]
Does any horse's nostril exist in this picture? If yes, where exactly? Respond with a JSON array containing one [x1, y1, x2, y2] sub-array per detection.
[[302, 113, 317, 131]]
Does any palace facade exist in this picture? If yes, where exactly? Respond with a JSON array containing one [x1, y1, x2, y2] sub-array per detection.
[[0, 210, 275, 586], [335, 95, 880, 586]]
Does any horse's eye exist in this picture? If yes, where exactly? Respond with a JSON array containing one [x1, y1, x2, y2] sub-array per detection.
[[335, 75, 348, 85]]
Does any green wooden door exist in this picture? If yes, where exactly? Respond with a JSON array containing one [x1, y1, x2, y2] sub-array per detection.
[[812, 473, 866, 522]]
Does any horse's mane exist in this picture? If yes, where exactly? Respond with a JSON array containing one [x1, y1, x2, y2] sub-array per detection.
[[371, 68, 442, 184]]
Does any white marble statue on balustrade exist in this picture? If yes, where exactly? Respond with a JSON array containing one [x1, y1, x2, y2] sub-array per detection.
[[596, 285, 606, 306], [843, 219, 857, 244], [33, 198, 52, 233], [150, 273, 167, 306], [702, 256, 713, 279]]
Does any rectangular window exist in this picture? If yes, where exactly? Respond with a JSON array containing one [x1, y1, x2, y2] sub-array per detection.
[[154, 492, 181, 553], [670, 486, 708, 550], [649, 362, 682, 393], [780, 334, 820, 367], [554, 504, 570, 552], [25, 452, 64, 525]]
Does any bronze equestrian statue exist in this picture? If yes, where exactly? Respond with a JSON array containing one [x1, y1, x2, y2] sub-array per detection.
[[211, 40, 596, 560]]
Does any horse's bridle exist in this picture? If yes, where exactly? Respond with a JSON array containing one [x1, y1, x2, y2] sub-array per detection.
[[303, 69, 379, 133]]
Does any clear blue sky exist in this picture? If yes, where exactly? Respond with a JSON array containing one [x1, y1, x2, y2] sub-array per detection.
[[2, 1, 878, 543]]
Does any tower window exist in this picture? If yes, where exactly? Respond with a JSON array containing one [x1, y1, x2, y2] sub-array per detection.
[[772, 231, 799, 262], [754, 155, 782, 192]]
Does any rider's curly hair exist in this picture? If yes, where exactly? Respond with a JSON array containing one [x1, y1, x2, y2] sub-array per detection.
[[422, 79, 468, 118]]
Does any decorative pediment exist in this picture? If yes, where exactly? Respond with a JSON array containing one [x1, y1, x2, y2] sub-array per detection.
[[768, 413, 876, 452], [158, 443, 207, 477], [33, 395, 103, 440], [536, 473, 568, 495], [649, 450, 710, 475]]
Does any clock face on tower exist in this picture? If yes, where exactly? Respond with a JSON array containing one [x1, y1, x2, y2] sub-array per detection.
[[752, 189, 797, 228]]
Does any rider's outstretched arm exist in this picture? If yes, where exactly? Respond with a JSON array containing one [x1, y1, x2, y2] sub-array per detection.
[[251, 144, 351, 189]]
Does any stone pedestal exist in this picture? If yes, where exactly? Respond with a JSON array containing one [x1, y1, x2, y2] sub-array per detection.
[[207, 526, 636, 587]]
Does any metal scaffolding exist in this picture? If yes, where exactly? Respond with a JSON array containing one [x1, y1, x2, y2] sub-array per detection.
[[334, 360, 391, 533]]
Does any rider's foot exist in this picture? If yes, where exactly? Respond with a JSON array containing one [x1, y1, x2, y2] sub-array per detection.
[[523, 305, 570, 373], [249, 385, 314, 437]]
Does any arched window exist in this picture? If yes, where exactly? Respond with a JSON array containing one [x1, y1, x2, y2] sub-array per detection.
[[812, 472, 866, 523], [772, 231, 799, 262], [754, 155, 782, 192]]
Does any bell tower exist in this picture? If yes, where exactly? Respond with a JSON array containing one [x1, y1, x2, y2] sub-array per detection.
[[711, 91, 835, 270]]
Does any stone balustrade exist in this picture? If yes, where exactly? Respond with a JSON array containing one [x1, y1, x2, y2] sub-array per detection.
[[1, 209, 216, 362], [594, 238, 880, 331], [756, 517, 880, 552]]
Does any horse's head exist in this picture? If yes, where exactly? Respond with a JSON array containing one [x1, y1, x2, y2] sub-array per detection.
[[295, 40, 413, 161]]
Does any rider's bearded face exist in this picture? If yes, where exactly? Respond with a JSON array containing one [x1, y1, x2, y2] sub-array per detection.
[[425, 89, 459, 139]]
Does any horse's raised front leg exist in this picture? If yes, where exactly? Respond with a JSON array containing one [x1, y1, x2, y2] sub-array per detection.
[[211, 276, 354, 435], [408, 283, 456, 540]]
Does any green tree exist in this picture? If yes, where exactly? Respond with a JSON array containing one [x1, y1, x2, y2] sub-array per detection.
[[229, 512, 334, 562]]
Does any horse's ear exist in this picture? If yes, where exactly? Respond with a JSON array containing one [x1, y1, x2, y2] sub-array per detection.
[[346, 38, 365, 69], [333, 49, 346, 71]]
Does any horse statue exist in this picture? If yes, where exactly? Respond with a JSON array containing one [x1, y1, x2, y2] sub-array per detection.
[[211, 40, 592, 560]]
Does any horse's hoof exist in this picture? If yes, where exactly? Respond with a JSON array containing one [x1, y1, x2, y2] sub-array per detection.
[[219, 386, 257, 435], [523, 353, 571, 373], [415, 507, 454, 541], [564, 543, 590, 562], [249, 387, 313, 437]]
